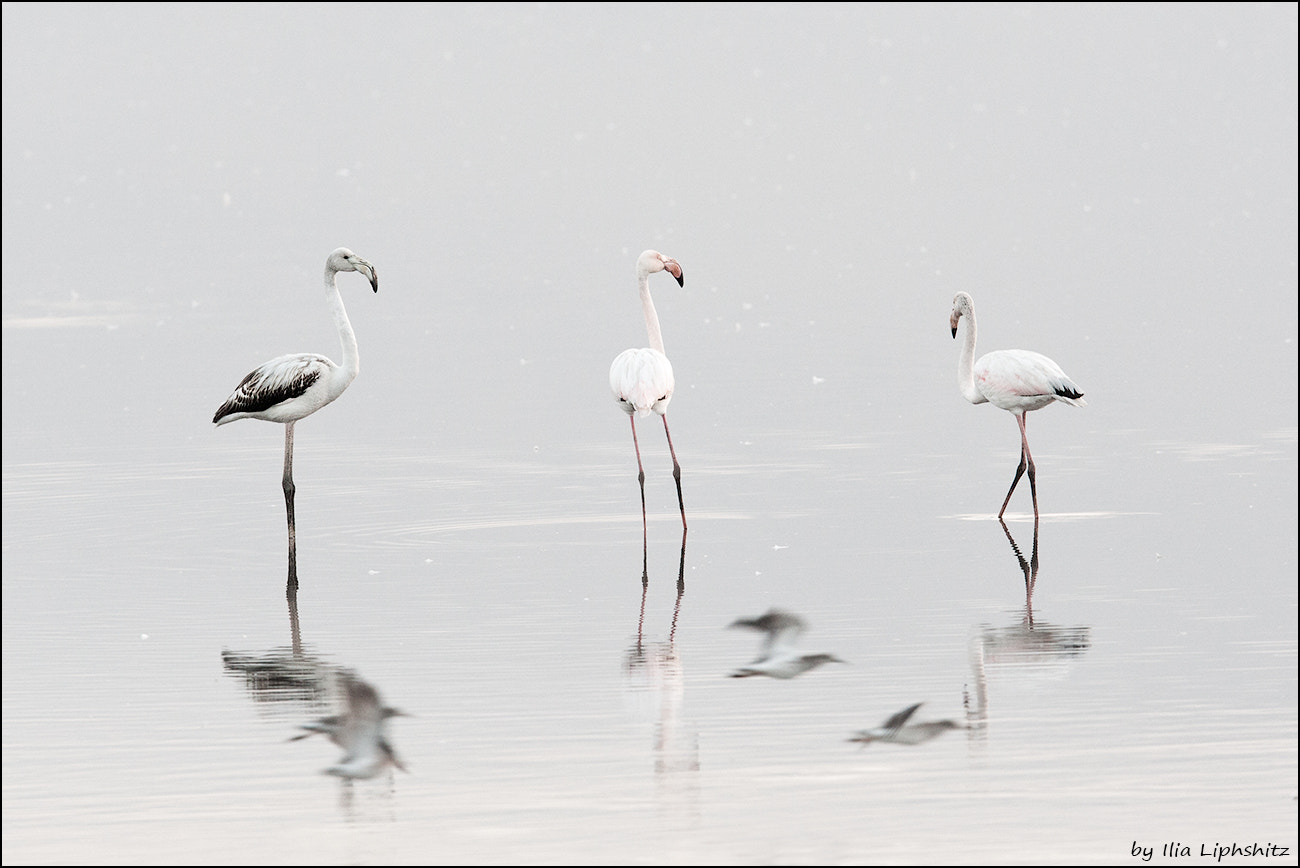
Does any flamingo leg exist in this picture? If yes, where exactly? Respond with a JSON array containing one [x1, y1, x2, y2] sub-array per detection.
[[676, 527, 688, 595], [630, 415, 648, 550], [998, 413, 1035, 519], [641, 511, 648, 587], [1027, 513, 1040, 623], [1020, 413, 1039, 518], [283, 421, 298, 586], [998, 514, 1041, 626], [662, 415, 687, 531]]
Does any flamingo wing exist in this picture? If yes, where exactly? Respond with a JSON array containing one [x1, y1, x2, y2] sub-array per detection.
[[975, 350, 1085, 411], [213, 353, 332, 423]]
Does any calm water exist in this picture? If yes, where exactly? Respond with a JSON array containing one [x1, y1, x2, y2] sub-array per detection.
[[3, 3, 1296, 865], [3, 380, 1294, 863]]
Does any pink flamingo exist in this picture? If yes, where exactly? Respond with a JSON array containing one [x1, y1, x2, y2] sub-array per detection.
[[950, 291, 1085, 518], [609, 250, 687, 542]]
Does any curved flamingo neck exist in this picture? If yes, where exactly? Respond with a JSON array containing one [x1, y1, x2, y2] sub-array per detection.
[[639, 273, 665, 354], [957, 309, 984, 404], [325, 264, 360, 386]]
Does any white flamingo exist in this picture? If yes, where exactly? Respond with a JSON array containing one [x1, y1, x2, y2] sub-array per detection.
[[213, 248, 378, 579], [609, 250, 687, 542], [950, 291, 1085, 519]]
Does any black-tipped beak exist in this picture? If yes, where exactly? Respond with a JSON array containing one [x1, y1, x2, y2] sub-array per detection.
[[360, 260, 378, 293], [664, 258, 684, 287]]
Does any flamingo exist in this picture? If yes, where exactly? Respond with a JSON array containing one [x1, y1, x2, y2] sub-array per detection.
[[950, 291, 1085, 519], [609, 250, 687, 542], [213, 248, 378, 580]]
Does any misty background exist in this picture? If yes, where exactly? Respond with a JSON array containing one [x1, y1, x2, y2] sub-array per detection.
[[3, 3, 1295, 864]]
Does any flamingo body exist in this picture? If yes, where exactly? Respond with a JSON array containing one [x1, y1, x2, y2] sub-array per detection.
[[970, 349, 1085, 414], [950, 291, 1084, 518], [212, 352, 341, 425], [610, 347, 674, 418]]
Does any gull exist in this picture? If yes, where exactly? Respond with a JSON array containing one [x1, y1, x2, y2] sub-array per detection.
[[294, 675, 408, 779], [847, 702, 962, 746], [290, 704, 409, 747], [727, 609, 846, 679]]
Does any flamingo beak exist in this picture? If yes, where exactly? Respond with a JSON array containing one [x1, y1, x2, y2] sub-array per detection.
[[664, 258, 684, 287], [356, 258, 379, 293], [949, 312, 960, 338]]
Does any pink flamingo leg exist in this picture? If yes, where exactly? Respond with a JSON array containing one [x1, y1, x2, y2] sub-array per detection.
[[662, 415, 687, 531], [998, 413, 1039, 519], [629, 415, 648, 550]]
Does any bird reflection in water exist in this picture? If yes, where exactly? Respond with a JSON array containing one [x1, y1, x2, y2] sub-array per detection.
[[222, 578, 328, 707], [624, 532, 699, 791], [222, 579, 409, 787], [221, 588, 329, 710], [727, 609, 846, 679], [963, 516, 1092, 734], [848, 702, 963, 747]]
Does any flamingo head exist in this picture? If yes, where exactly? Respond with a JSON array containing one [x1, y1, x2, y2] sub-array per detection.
[[637, 250, 684, 287], [950, 291, 974, 337], [328, 247, 379, 293]]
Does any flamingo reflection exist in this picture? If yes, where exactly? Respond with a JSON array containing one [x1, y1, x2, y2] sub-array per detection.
[[624, 532, 698, 786], [963, 517, 1092, 734], [222, 579, 326, 706], [222, 578, 409, 785]]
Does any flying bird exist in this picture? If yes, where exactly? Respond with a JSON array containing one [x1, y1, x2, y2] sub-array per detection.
[[848, 702, 962, 746], [213, 248, 378, 579], [301, 674, 408, 780], [950, 291, 1085, 519], [290, 703, 409, 747], [727, 609, 845, 679], [609, 250, 687, 543]]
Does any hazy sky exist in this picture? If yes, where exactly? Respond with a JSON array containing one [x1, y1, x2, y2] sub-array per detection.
[[3, 3, 1296, 451]]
